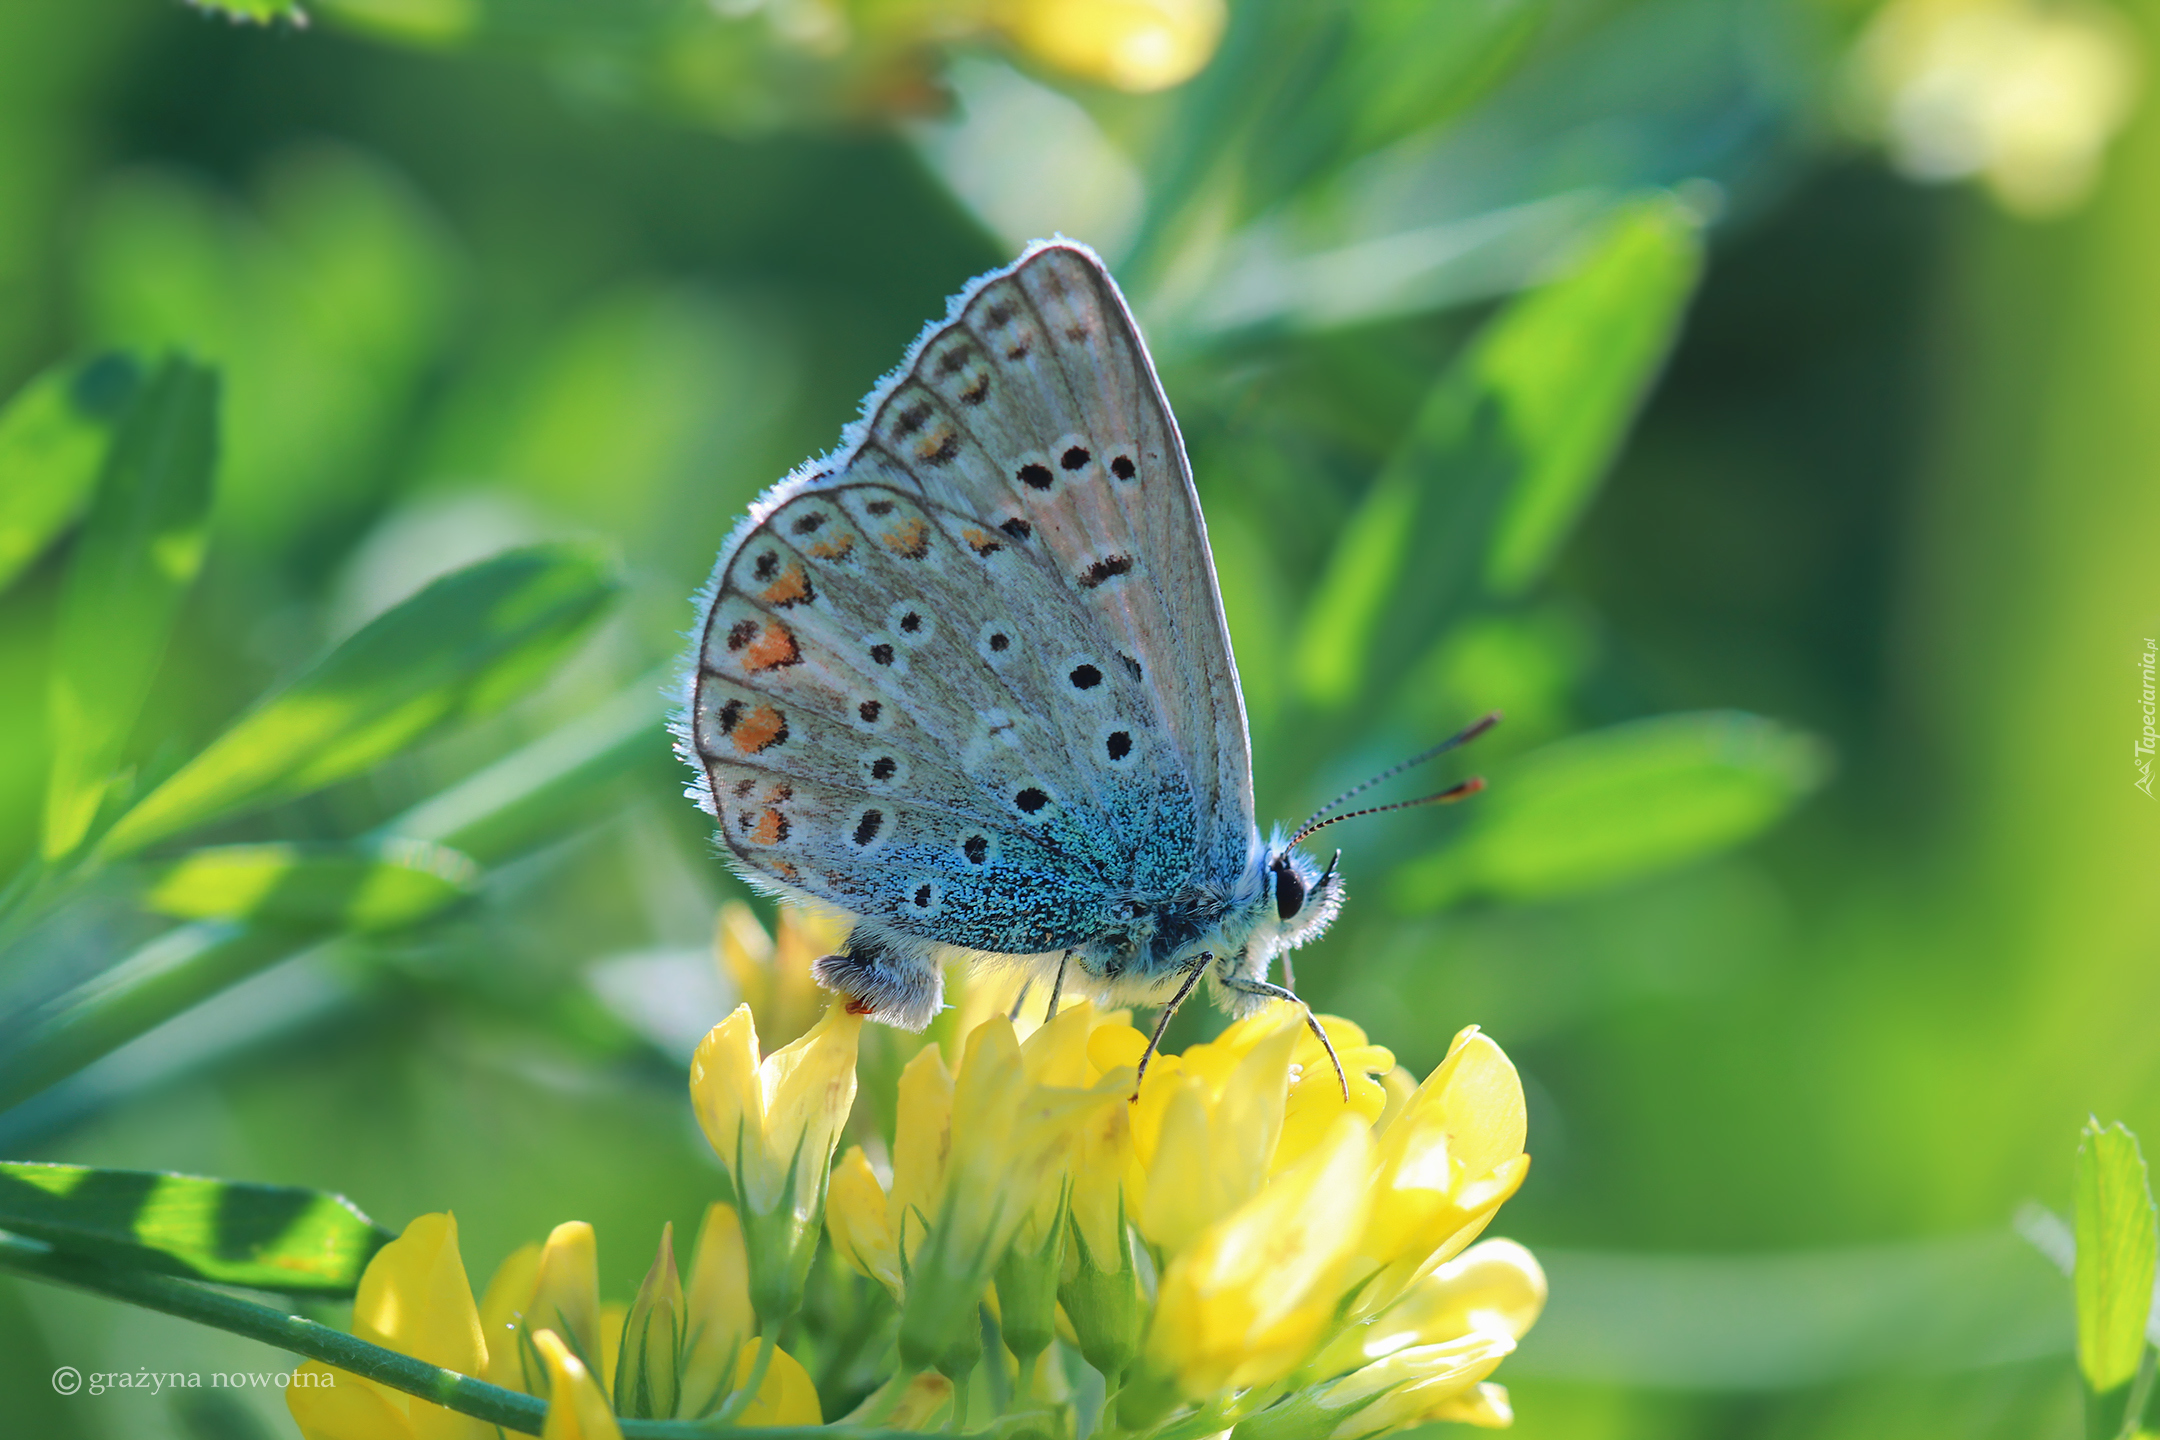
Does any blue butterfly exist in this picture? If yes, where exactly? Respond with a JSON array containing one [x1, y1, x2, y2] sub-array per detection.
[[677, 240, 1488, 1077]]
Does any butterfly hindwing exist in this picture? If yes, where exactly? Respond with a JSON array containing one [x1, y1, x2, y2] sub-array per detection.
[[690, 480, 1196, 953]]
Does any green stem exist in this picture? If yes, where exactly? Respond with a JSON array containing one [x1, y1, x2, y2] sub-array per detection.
[[0, 1235, 919, 1440], [713, 1324, 779, 1425], [947, 1372, 971, 1432]]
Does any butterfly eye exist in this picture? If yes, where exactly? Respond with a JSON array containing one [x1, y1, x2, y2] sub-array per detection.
[[1273, 857, 1306, 922]]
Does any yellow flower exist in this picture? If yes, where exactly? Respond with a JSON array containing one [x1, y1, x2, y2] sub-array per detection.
[[1356, 1027, 1530, 1312], [715, 901, 843, 1050], [1234, 1332, 1517, 1440], [477, 1241, 543, 1392], [680, 1202, 756, 1418], [691, 998, 862, 1322], [995, 0, 1227, 92], [903, 1016, 1119, 1376], [287, 1212, 491, 1440], [534, 1329, 622, 1440], [1309, 1238, 1547, 1380], [1129, 1115, 1376, 1420]]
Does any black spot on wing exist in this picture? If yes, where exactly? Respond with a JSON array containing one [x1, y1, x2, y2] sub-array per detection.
[[1078, 555, 1134, 589]]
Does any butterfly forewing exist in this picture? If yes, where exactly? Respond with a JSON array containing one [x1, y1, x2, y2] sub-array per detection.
[[688, 241, 1254, 962]]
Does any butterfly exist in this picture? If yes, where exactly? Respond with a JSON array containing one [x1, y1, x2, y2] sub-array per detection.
[[676, 240, 1490, 1079]]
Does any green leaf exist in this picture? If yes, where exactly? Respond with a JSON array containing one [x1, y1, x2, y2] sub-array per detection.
[[2077, 1120, 2157, 1428], [1480, 196, 1704, 594], [182, 0, 304, 22], [1390, 711, 1830, 910], [1293, 196, 1702, 708], [0, 1162, 390, 1293], [140, 839, 479, 932], [41, 356, 219, 861], [99, 543, 619, 858], [0, 353, 143, 594]]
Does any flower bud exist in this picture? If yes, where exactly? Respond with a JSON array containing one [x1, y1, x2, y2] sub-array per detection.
[[612, 1223, 683, 1419], [690, 1001, 861, 1326]]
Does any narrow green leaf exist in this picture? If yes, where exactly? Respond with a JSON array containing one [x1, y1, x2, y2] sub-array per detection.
[[41, 356, 219, 861], [1480, 196, 1703, 595], [0, 353, 143, 594], [1390, 711, 1829, 910], [140, 839, 479, 932], [99, 543, 620, 858], [1293, 196, 1701, 708], [2077, 1119, 2157, 1431], [183, 0, 304, 21], [0, 1161, 390, 1293]]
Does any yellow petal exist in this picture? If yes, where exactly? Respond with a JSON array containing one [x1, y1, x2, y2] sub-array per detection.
[[287, 1359, 415, 1440], [1149, 1115, 1375, 1396], [1323, 1332, 1515, 1438], [350, 1213, 491, 1440], [691, 1007, 768, 1203], [1317, 1237, 1546, 1376], [758, 1001, 863, 1218], [827, 1145, 904, 1296], [476, 1243, 542, 1391], [534, 1329, 622, 1440], [597, 1301, 628, 1396], [883, 1371, 955, 1428], [681, 1203, 753, 1418], [1020, 997, 1096, 1088], [730, 1340, 825, 1426], [889, 1042, 955, 1250], [529, 1222, 601, 1371], [1138, 1015, 1299, 1254], [1421, 1381, 1514, 1428], [1276, 1015, 1394, 1174]]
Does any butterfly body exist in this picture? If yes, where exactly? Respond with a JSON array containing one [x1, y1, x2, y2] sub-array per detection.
[[678, 241, 1340, 1030]]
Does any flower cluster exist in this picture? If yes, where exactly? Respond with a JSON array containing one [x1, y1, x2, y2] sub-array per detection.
[[293, 909, 1542, 1438]]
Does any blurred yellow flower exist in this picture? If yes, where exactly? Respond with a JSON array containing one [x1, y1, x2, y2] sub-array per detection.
[[691, 998, 862, 1322], [1848, 0, 2141, 215], [996, 0, 1227, 92]]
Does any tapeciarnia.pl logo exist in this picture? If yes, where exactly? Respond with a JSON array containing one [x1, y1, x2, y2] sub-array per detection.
[[2137, 637, 2156, 798]]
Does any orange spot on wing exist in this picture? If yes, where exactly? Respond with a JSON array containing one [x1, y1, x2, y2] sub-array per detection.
[[733, 704, 788, 753], [742, 621, 801, 672], [750, 808, 789, 845], [807, 533, 855, 560], [962, 527, 1003, 556], [880, 518, 930, 559], [759, 562, 814, 608]]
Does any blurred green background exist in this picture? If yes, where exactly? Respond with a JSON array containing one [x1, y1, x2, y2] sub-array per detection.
[[1, 0, 2156, 1435]]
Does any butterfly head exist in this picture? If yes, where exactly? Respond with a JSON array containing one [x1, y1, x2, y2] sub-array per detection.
[[1265, 842, 1343, 952]]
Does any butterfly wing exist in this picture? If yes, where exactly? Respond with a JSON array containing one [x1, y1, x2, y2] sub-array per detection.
[[683, 241, 1255, 961], [853, 241, 1256, 876]]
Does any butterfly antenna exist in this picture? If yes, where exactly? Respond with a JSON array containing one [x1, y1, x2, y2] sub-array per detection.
[[1290, 712, 1500, 846], [1288, 777, 1485, 848]]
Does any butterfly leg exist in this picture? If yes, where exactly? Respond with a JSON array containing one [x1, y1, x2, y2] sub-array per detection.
[[1045, 950, 1071, 1021], [1132, 955, 1210, 1097], [812, 926, 943, 1031], [1216, 974, 1349, 1101], [1007, 981, 1033, 1023]]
